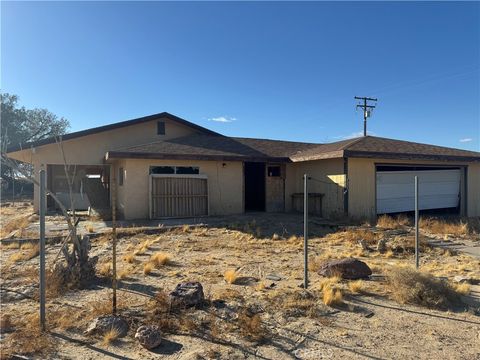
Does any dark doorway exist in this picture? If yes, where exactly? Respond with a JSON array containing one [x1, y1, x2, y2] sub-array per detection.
[[244, 162, 266, 212]]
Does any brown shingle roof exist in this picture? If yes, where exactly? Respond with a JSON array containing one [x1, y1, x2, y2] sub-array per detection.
[[107, 134, 480, 163], [291, 136, 480, 162], [106, 134, 319, 162]]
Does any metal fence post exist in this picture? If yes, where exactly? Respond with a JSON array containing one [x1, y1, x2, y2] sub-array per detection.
[[39, 169, 46, 331], [415, 176, 419, 269], [111, 166, 117, 314], [304, 174, 309, 289]]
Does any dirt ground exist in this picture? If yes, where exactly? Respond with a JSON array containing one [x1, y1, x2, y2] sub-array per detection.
[[1, 203, 479, 359]]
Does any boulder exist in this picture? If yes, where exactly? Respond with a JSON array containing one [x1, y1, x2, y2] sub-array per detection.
[[135, 325, 162, 349], [318, 258, 372, 279], [170, 281, 205, 308], [85, 315, 129, 337]]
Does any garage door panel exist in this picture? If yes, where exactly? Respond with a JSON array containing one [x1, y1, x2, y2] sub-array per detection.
[[376, 169, 460, 214]]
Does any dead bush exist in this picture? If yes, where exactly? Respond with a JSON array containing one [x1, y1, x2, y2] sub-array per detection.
[[342, 229, 379, 245], [9, 243, 39, 262], [150, 252, 171, 268], [419, 217, 469, 237], [237, 310, 266, 342], [1, 215, 31, 237], [377, 214, 410, 229], [386, 267, 464, 310], [224, 269, 238, 284]]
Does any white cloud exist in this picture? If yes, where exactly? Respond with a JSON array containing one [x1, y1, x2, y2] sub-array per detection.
[[334, 131, 376, 140], [208, 116, 236, 123], [459, 138, 473, 143]]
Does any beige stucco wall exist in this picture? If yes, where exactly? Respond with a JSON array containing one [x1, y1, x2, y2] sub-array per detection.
[[7, 117, 199, 212], [287, 158, 346, 217], [348, 157, 480, 220], [120, 159, 244, 220]]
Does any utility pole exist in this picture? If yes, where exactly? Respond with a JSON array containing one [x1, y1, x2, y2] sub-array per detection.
[[354, 96, 377, 136]]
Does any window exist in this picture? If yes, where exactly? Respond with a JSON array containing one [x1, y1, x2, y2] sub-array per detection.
[[118, 167, 124, 186], [267, 165, 281, 177], [176, 166, 199, 175], [150, 166, 200, 175], [150, 166, 175, 174], [157, 121, 166, 135]]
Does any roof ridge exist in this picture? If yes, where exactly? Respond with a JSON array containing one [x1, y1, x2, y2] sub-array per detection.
[[232, 136, 321, 145], [339, 136, 368, 150]]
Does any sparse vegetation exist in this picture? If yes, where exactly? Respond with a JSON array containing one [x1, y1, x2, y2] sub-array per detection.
[[150, 252, 171, 267], [9, 243, 39, 262], [224, 269, 238, 284], [348, 280, 364, 294], [419, 217, 469, 236], [237, 311, 265, 342], [386, 267, 464, 310], [143, 262, 154, 275], [103, 327, 121, 346], [377, 214, 410, 229]]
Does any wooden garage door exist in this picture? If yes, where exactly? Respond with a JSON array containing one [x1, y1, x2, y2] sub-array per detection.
[[151, 176, 208, 218]]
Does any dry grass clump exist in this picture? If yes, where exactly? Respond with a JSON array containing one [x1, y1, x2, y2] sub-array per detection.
[[454, 282, 471, 295], [1, 215, 31, 237], [85, 223, 95, 233], [377, 214, 410, 229], [103, 327, 121, 346], [150, 252, 171, 268], [386, 266, 464, 310], [317, 276, 343, 306], [224, 269, 238, 284], [419, 217, 469, 236], [143, 262, 154, 275], [123, 253, 136, 263], [9, 243, 40, 262], [237, 311, 266, 342], [182, 224, 191, 233], [98, 262, 112, 277], [342, 229, 379, 245], [348, 280, 364, 294]]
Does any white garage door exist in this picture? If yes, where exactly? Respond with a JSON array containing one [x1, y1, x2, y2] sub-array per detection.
[[376, 169, 460, 214]]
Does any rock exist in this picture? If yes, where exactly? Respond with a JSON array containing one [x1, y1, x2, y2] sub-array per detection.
[[28, 214, 39, 222], [377, 238, 387, 254], [135, 325, 162, 349], [170, 281, 205, 308], [85, 315, 129, 337], [266, 274, 282, 281], [318, 258, 372, 279]]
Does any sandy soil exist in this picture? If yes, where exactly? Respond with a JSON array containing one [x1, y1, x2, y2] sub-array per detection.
[[1, 204, 479, 359]]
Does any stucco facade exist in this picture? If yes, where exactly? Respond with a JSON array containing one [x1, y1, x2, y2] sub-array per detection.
[[115, 159, 243, 219], [6, 112, 480, 221]]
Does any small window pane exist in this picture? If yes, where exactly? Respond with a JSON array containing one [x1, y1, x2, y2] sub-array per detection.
[[150, 166, 174, 174], [268, 166, 281, 177], [176, 166, 199, 175], [118, 167, 124, 186], [157, 121, 165, 135]]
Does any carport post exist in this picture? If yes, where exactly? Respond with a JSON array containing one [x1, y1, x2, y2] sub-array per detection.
[[39, 169, 46, 331], [304, 174, 309, 289], [415, 176, 419, 269]]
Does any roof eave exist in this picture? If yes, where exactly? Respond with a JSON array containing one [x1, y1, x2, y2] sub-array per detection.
[[289, 150, 345, 162]]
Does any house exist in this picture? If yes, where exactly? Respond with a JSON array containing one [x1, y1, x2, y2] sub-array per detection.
[[6, 112, 480, 221]]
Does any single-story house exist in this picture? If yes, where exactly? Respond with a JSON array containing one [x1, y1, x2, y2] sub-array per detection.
[[6, 112, 480, 221]]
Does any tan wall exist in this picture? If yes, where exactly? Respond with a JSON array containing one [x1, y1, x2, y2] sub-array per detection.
[[287, 158, 346, 217], [121, 159, 244, 219], [7, 117, 199, 211], [348, 157, 480, 220]]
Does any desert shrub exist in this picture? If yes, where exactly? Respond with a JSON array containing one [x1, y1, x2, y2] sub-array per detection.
[[377, 214, 410, 229], [143, 262, 154, 275], [1, 215, 31, 237], [237, 311, 266, 342], [419, 217, 468, 236], [103, 328, 121, 346], [386, 267, 464, 310], [150, 252, 171, 268], [348, 280, 364, 294], [224, 269, 238, 284], [342, 229, 379, 245]]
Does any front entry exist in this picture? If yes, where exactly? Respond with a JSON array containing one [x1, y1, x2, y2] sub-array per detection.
[[244, 162, 266, 212]]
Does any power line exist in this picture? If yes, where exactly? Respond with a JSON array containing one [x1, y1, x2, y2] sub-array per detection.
[[354, 96, 378, 136]]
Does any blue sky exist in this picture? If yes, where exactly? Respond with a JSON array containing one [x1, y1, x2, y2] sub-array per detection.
[[2, 1, 479, 150]]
